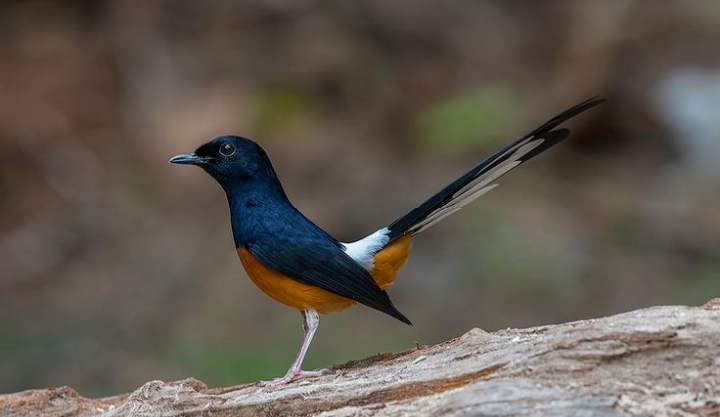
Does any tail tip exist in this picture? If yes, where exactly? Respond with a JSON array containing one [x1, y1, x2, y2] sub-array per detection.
[[392, 308, 413, 326]]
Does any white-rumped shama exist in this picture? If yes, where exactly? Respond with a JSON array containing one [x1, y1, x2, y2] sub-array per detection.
[[169, 97, 604, 386]]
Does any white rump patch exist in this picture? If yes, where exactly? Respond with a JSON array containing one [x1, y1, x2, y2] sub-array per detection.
[[341, 228, 390, 271]]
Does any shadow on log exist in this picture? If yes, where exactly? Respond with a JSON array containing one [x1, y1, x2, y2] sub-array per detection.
[[2, 300, 719, 416]]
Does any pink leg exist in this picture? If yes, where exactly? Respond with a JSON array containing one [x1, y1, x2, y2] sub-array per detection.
[[260, 309, 330, 386]]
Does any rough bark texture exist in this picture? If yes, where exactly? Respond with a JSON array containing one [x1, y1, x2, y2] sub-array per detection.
[[2, 300, 719, 417]]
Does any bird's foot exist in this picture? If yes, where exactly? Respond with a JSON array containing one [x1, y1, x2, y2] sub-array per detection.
[[259, 368, 331, 387]]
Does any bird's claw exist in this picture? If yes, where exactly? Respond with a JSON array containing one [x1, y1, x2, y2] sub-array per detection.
[[259, 368, 331, 387]]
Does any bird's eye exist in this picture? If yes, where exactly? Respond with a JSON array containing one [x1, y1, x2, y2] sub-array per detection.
[[219, 143, 236, 157]]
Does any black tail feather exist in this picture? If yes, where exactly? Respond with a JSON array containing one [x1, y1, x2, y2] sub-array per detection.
[[387, 97, 604, 241]]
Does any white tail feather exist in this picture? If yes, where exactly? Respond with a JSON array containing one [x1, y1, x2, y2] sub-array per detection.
[[411, 184, 498, 234], [410, 138, 544, 235]]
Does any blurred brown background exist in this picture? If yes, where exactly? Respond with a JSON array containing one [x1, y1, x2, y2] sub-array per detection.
[[1, 0, 719, 397]]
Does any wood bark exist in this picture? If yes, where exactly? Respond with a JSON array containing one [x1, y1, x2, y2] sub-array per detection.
[[2, 300, 719, 417]]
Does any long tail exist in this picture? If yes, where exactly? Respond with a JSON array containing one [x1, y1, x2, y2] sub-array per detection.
[[386, 97, 605, 242]]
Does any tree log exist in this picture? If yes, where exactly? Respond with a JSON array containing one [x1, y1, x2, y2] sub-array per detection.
[[2, 301, 719, 417]]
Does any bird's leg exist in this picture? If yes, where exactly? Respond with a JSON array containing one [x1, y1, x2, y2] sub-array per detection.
[[260, 309, 330, 386]]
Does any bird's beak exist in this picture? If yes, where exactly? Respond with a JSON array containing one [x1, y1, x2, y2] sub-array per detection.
[[168, 153, 211, 165]]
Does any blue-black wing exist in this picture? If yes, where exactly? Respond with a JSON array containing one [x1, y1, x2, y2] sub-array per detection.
[[245, 221, 411, 325]]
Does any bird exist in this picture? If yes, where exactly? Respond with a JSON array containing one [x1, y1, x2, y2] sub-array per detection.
[[169, 97, 604, 386]]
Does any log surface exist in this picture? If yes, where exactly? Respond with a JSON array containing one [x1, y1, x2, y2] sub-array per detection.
[[2, 300, 719, 417]]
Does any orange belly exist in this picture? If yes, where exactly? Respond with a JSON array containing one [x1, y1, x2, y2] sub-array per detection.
[[237, 234, 413, 313]]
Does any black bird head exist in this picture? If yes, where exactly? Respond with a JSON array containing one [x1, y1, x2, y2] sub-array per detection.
[[169, 135, 275, 186]]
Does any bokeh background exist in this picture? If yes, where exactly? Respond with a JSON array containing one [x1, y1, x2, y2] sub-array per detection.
[[2, 0, 720, 397]]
